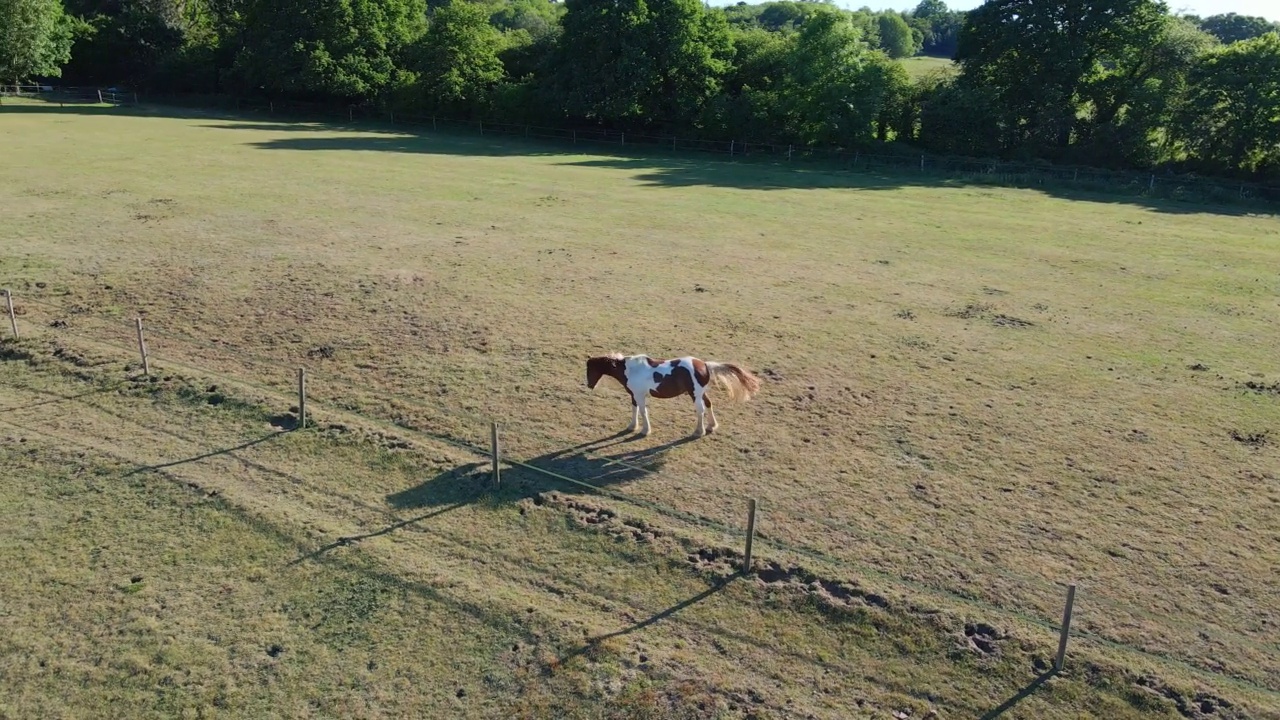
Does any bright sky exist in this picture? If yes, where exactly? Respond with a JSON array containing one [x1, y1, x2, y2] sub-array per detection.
[[708, 0, 1279, 23], [894, 1, 1277, 21]]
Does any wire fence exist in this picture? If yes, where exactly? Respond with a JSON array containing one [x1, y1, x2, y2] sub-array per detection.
[[6, 84, 1276, 208], [138, 92, 1280, 209], [2, 289, 1278, 703], [1, 84, 137, 107]]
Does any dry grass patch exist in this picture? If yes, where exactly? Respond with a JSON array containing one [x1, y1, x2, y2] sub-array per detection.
[[2, 102, 1279, 716]]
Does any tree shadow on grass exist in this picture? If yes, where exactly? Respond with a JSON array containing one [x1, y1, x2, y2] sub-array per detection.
[[6, 100, 1272, 216], [244, 134, 1277, 217], [386, 431, 698, 512]]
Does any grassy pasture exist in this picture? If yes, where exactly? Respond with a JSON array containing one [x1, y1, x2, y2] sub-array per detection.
[[1, 100, 1278, 718], [899, 55, 959, 80]]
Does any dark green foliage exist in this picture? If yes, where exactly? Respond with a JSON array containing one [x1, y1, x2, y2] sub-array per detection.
[[408, 0, 504, 117], [1197, 13, 1280, 44], [877, 13, 919, 59], [546, 0, 730, 131], [229, 0, 426, 101], [0, 0, 76, 84], [1172, 32, 1280, 175]]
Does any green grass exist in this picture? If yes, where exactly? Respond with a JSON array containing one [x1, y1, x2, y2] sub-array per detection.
[[899, 55, 959, 80], [1, 100, 1278, 718]]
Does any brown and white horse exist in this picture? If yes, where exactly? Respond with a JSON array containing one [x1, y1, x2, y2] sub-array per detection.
[[586, 353, 762, 437]]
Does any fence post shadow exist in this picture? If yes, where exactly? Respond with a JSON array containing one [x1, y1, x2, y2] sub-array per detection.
[[979, 668, 1058, 719], [556, 573, 739, 665]]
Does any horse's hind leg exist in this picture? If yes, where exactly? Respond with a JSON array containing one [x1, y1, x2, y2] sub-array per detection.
[[693, 388, 710, 437], [704, 393, 718, 434]]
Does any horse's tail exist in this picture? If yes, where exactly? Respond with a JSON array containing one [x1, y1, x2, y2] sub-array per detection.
[[705, 361, 762, 403]]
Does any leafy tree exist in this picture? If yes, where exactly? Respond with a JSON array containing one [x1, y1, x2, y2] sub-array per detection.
[[916, 76, 1003, 156], [779, 8, 886, 146], [61, 0, 187, 88], [703, 25, 791, 139], [1075, 14, 1216, 166], [230, 0, 426, 100], [877, 12, 919, 58], [488, 0, 561, 38], [955, 0, 1168, 155], [913, 0, 947, 17], [548, 0, 730, 130], [757, 1, 817, 31], [0, 0, 75, 85], [1198, 13, 1279, 45], [412, 0, 504, 115], [1173, 31, 1280, 175]]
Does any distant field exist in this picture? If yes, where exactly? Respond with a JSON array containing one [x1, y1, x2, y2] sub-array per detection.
[[1, 100, 1278, 719], [900, 54, 959, 79]]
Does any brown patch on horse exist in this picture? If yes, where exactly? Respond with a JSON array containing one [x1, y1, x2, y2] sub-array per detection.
[[586, 355, 626, 390], [689, 358, 710, 387], [645, 356, 664, 368], [651, 363, 695, 399]]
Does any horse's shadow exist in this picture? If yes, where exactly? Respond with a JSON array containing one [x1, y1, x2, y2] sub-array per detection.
[[387, 431, 696, 510]]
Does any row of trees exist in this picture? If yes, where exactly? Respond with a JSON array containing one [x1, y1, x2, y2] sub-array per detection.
[[4, 0, 1279, 182]]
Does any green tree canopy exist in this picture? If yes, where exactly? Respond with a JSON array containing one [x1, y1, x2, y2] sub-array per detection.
[[230, 0, 426, 100], [955, 0, 1169, 154], [0, 0, 75, 84], [1198, 13, 1279, 44], [876, 12, 918, 58], [412, 0, 504, 115], [548, 0, 730, 130], [1173, 31, 1280, 174]]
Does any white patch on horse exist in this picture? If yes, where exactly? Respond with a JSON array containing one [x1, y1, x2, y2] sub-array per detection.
[[620, 356, 712, 437]]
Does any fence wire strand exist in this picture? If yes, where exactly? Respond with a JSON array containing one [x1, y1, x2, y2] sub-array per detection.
[[10, 296, 1280, 668]]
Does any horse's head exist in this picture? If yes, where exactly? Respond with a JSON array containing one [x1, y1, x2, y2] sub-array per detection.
[[586, 354, 621, 390]]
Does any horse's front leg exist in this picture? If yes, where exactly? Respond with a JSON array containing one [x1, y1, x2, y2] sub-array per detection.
[[638, 395, 652, 437], [626, 392, 639, 433]]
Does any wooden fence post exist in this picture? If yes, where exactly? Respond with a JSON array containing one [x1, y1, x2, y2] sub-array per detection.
[[1149, 174, 1156, 192], [920, 155, 925, 171], [1054, 583, 1077, 672], [742, 498, 757, 574], [479, 120, 483, 136], [490, 422, 501, 487], [787, 144, 793, 161], [134, 318, 150, 376], [97, 89, 103, 104], [4, 290, 17, 339], [729, 140, 735, 157], [296, 367, 307, 429], [620, 132, 625, 147]]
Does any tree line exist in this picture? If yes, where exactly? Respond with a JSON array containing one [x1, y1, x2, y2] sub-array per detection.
[[4, 0, 1279, 183]]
